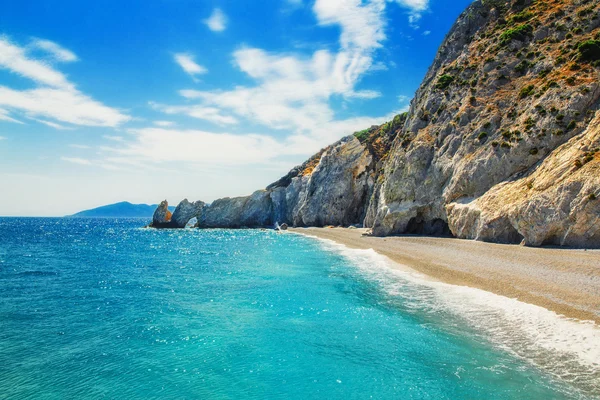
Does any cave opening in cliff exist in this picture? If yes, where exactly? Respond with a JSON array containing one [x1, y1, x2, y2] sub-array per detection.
[[405, 215, 453, 237], [502, 224, 525, 245]]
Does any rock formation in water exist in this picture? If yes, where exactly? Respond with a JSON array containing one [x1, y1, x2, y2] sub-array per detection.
[[151, 200, 172, 227], [149, 199, 205, 228], [153, 0, 600, 247], [171, 199, 206, 228]]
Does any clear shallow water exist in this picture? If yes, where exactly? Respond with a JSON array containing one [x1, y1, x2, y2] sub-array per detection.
[[0, 218, 597, 399]]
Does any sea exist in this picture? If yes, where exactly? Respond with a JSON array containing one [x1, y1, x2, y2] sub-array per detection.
[[0, 218, 599, 399]]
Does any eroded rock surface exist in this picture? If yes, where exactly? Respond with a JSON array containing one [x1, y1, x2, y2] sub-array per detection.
[[366, 0, 600, 247], [446, 113, 600, 247], [151, 200, 172, 227], [171, 199, 206, 228]]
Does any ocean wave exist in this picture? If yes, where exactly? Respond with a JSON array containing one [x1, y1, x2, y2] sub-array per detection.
[[312, 236, 600, 397]]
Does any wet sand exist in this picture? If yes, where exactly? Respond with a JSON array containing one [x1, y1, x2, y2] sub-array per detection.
[[290, 227, 600, 323]]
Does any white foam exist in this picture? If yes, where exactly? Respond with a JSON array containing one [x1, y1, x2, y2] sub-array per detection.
[[308, 235, 600, 395]]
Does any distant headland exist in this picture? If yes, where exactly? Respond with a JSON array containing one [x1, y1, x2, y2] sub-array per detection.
[[67, 201, 176, 218]]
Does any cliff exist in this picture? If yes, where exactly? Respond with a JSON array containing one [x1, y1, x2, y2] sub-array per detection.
[[153, 0, 600, 248], [367, 0, 600, 247], [196, 117, 401, 228]]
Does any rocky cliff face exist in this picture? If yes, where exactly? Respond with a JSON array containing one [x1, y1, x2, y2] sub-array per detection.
[[367, 0, 600, 246], [153, 0, 600, 247], [196, 124, 400, 228], [447, 112, 600, 247]]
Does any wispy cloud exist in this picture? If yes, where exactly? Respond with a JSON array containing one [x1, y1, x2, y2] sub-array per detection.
[[103, 110, 396, 168], [174, 52, 207, 80], [149, 0, 391, 160], [155, 0, 386, 136], [204, 8, 227, 32], [31, 39, 78, 62], [397, 95, 411, 111], [103, 135, 124, 142], [150, 101, 238, 125], [153, 120, 175, 127], [69, 144, 91, 149], [396, 0, 428, 12], [0, 107, 23, 124], [394, 0, 429, 28], [0, 37, 73, 89], [0, 86, 130, 127], [314, 0, 385, 51], [61, 156, 92, 165], [0, 136, 6, 140], [0, 36, 130, 128], [31, 118, 70, 130]]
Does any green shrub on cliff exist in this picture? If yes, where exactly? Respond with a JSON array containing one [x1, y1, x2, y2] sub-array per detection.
[[499, 24, 533, 45], [519, 84, 535, 98], [436, 74, 455, 90], [578, 39, 600, 62], [509, 11, 534, 24], [354, 129, 371, 142], [392, 112, 409, 128]]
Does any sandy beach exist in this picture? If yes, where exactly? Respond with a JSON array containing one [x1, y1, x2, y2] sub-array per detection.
[[290, 227, 600, 324]]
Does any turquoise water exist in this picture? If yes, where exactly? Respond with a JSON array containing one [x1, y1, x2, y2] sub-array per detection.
[[0, 218, 597, 399]]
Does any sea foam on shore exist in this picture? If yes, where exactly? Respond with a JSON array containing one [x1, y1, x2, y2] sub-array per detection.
[[311, 236, 600, 396]]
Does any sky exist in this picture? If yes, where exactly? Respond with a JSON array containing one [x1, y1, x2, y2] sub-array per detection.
[[0, 0, 472, 216]]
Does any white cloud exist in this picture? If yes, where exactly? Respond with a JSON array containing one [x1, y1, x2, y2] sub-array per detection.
[[61, 157, 92, 165], [0, 36, 73, 89], [314, 0, 385, 51], [397, 95, 411, 112], [0, 136, 6, 140], [147, 0, 392, 163], [423, 30, 431, 36], [163, 39, 384, 130], [103, 135, 124, 142], [0, 107, 23, 124], [395, 0, 428, 12], [153, 120, 175, 127], [150, 102, 238, 125], [0, 36, 130, 128], [31, 39, 78, 62], [174, 53, 207, 79], [32, 118, 70, 130], [69, 144, 91, 149], [369, 61, 389, 72], [394, 0, 429, 28], [204, 8, 227, 32], [0, 86, 130, 127], [110, 128, 281, 165], [102, 109, 395, 169], [408, 14, 421, 29]]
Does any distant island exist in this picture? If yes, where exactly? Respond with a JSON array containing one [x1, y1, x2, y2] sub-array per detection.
[[67, 202, 176, 218]]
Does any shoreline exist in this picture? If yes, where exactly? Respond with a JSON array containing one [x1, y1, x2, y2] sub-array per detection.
[[289, 227, 600, 324]]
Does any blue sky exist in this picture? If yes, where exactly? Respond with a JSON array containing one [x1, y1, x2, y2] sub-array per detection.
[[0, 0, 472, 216]]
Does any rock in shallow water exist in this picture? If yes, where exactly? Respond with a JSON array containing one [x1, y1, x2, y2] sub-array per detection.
[[171, 199, 206, 228], [151, 200, 172, 227], [150, 199, 205, 228]]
